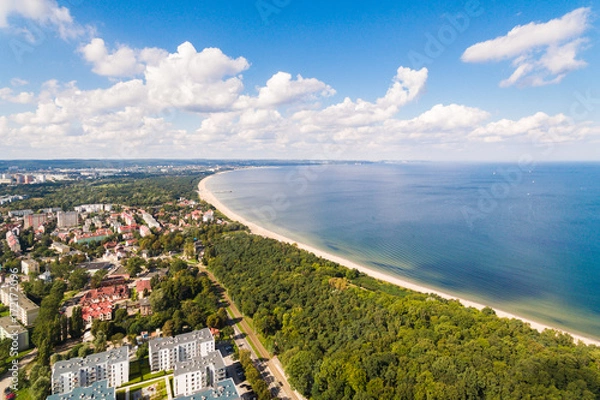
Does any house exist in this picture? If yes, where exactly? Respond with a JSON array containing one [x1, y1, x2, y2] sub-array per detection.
[[202, 210, 214, 223], [135, 279, 152, 297], [117, 225, 136, 234], [139, 225, 152, 238], [190, 210, 203, 221], [80, 285, 129, 325], [5, 231, 21, 253], [51, 242, 71, 254], [77, 261, 113, 276], [139, 298, 152, 316], [73, 229, 112, 244], [38, 270, 52, 282], [121, 212, 135, 226]]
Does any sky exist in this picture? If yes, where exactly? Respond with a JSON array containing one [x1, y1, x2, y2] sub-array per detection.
[[0, 0, 598, 161]]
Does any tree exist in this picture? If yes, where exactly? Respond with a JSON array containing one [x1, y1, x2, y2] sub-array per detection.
[[37, 339, 52, 366], [60, 314, 68, 343], [69, 307, 84, 339], [94, 332, 107, 353], [125, 257, 145, 277], [69, 268, 89, 290], [90, 269, 108, 288], [184, 240, 196, 259], [162, 320, 174, 337], [136, 342, 148, 359], [30, 376, 51, 400]]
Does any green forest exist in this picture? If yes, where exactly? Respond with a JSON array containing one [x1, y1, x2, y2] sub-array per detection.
[[0, 173, 206, 211], [206, 232, 600, 400]]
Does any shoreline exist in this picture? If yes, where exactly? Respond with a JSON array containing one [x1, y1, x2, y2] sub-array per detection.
[[198, 171, 600, 347]]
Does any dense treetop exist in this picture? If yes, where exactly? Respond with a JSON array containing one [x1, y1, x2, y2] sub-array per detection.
[[207, 232, 600, 400]]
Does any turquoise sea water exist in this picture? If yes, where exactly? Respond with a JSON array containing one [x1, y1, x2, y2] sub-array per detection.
[[206, 163, 600, 340]]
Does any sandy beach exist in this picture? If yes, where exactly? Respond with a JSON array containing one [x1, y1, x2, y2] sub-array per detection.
[[198, 172, 600, 346]]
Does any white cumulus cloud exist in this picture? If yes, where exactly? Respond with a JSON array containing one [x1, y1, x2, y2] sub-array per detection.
[[462, 7, 592, 87], [0, 0, 85, 39], [80, 38, 168, 78]]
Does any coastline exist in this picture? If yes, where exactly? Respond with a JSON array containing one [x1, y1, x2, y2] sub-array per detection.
[[198, 172, 600, 347]]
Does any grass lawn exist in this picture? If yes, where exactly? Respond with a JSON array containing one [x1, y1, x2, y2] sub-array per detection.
[[16, 388, 32, 400], [62, 290, 78, 303], [125, 356, 168, 385]]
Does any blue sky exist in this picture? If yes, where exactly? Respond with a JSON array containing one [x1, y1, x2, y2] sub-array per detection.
[[0, 0, 598, 160]]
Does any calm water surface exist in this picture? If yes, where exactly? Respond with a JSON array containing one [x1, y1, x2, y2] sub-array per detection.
[[206, 163, 600, 339]]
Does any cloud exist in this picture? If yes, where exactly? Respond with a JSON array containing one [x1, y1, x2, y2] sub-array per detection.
[[2, 41, 598, 159], [80, 38, 168, 78], [145, 42, 250, 112], [251, 72, 335, 108], [0, 0, 85, 39], [10, 78, 28, 87], [462, 7, 592, 87], [0, 87, 35, 104], [293, 66, 428, 127]]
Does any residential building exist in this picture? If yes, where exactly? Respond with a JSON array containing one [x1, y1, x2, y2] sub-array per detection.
[[51, 347, 129, 395], [121, 212, 135, 226], [149, 328, 215, 372], [74, 204, 112, 213], [135, 279, 152, 297], [139, 298, 152, 316], [0, 285, 39, 326], [79, 284, 129, 325], [57, 211, 79, 228], [7, 209, 33, 218], [174, 378, 240, 400], [23, 213, 47, 230], [142, 212, 161, 229], [117, 225, 136, 234], [47, 380, 115, 400], [21, 258, 40, 275], [51, 242, 71, 254], [5, 231, 21, 253], [173, 351, 226, 397], [73, 228, 112, 244], [38, 270, 52, 283], [0, 316, 29, 351], [139, 225, 151, 237], [202, 210, 214, 223], [77, 261, 113, 275]]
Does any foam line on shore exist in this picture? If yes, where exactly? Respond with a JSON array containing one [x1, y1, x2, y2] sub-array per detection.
[[198, 172, 600, 346]]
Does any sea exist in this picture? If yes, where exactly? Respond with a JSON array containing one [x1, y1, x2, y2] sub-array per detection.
[[205, 162, 600, 340]]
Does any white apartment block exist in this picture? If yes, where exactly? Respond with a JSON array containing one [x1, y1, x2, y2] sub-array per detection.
[[0, 285, 39, 326], [47, 380, 115, 400], [21, 258, 40, 275], [173, 351, 226, 397], [51, 346, 129, 395], [148, 328, 215, 372], [0, 316, 29, 351], [142, 212, 161, 229]]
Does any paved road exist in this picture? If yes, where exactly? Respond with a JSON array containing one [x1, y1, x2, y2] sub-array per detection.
[[200, 266, 304, 400]]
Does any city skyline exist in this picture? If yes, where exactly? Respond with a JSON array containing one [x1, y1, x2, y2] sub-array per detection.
[[0, 0, 598, 161]]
